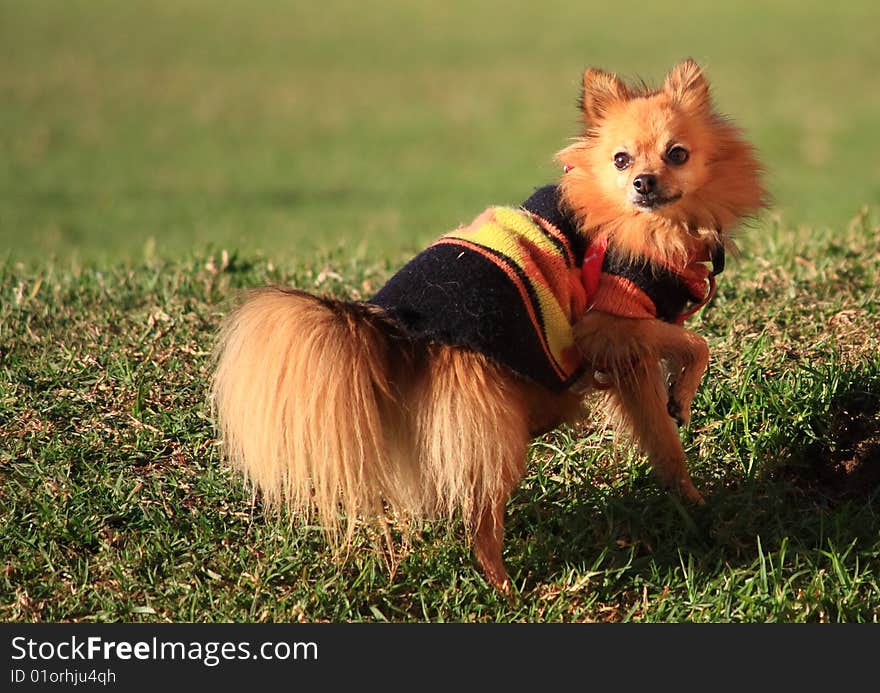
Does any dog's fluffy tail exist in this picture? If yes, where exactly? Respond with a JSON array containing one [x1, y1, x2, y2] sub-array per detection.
[[211, 287, 539, 552], [211, 287, 423, 546]]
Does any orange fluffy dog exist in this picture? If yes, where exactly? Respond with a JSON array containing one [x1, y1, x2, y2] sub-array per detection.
[[211, 59, 765, 591]]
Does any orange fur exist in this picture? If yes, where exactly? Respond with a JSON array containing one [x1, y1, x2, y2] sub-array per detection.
[[212, 287, 582, 588], [211, 59, 766, 592], [560, 59, 766, 516], [558, 59, 766, 268]]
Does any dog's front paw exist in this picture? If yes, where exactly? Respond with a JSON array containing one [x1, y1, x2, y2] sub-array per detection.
[[667, 396, 683, 425], [655, 463, 705, 506], [677, 475, 705, 506], [667, 396, 691, 427]]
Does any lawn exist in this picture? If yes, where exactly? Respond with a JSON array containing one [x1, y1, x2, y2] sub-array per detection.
[[1, 0, 879, 622]]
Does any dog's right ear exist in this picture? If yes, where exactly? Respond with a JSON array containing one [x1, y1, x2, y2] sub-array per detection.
[[579, 68, 629, 127]]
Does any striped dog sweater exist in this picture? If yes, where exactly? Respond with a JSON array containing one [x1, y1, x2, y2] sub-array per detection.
[[369, 185, 718, 391], [583, 238, 718, 324]]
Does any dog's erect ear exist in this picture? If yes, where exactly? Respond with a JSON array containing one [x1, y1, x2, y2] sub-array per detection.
[[580, 68, 630, 127], [663, 58, 711, 111]]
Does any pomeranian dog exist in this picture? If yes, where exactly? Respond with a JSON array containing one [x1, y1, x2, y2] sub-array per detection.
[[211, 59, 765, 592]]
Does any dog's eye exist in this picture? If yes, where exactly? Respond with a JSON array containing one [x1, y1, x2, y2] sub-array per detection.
[[666, 145, 689, 165], [613, 152, 632, 170]]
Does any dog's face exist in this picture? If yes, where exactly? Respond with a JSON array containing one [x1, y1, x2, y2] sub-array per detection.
[[595, 90, 715, 218], [557, 59, 766, 266]]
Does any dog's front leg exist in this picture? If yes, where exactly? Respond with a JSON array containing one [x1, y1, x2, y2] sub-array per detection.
[[655, 325, 710, 428], [614, 357, 705, 505]]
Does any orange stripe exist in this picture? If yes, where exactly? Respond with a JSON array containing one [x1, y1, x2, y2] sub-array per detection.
[[590, 274, 657, 320], [526, 213, 574, 267], [433, 237, 568, 381]]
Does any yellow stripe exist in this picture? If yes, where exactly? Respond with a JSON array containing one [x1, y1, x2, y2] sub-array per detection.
[[434, 237, 568, 381], [445, 208, 564, 266], [440, 208, 578, 378]]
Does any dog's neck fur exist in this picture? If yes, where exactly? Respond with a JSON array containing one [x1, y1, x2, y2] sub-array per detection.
[[521, 184, 718, 324]]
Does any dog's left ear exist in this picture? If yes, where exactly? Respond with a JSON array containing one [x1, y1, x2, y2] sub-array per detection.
[[663, 58, 711, 111]]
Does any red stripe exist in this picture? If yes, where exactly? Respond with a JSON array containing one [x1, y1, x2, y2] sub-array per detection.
[[676, 273, 716, 324], [527, 213, 575, 267], [581, 235, 607, 303]]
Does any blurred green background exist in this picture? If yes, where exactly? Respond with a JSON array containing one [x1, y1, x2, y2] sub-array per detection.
[[1, 0, 878, 266]]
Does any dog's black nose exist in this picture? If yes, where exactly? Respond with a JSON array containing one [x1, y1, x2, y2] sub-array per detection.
[[632, 174, 657, 195]]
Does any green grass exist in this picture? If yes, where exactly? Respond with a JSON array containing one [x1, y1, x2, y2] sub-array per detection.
[[1, 1, 879, 622], [2, 220, 878, 622]]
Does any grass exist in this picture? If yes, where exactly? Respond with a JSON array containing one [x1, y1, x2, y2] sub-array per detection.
[[2, 217, 878, 622], [1, 0, 879, 622]]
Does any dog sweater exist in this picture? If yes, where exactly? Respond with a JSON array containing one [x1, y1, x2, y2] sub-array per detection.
[[582, 238, 717, 324], [369, 185, 716, 391], [370, 185, 587, 391]]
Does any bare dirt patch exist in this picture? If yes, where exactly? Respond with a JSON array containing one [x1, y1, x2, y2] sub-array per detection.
[[780, 389, 880, 502]]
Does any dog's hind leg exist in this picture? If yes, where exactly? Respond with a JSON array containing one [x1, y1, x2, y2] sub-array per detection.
[[412, 348, 535, 592], [474, 495, 514, 593]]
